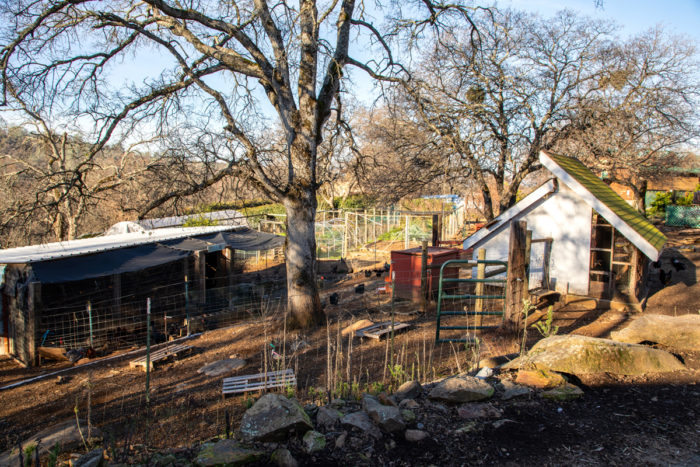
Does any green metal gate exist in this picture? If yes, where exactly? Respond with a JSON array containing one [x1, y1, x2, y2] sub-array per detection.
[[435, 259, 508, 343]]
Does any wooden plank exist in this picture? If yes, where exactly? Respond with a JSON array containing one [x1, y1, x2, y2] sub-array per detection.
[[356, 321, 410, 339], [38, 346, 68, 362], [129, 343, 192, 370]]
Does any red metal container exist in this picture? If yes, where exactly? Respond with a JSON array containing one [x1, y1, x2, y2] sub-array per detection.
[[389, 247, 461, 302]]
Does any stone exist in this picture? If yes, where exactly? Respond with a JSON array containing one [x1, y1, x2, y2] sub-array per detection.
[[197, 359, 247, 377], [362, 394, 406, 433], [239, 394, 312, 442], [478, 353, 519, 369], [316, 406, 343, 430], [541, 383, 584, 401], [456, 403, 503, 419], [194, 440, 264, 467], [404, 429, 428, 442], [271, 448, 298, 467], [72, 448, 104, 467], [399, 399, 419, 409], [610, 314, 700, 351], [428, 375, 494, 403], [330, 398, 346, 409], [302, 430, 326, 454], [394, 381, 422, 401], [335, 432, 348, 449], [0, 419, 102, 466], [400, 409, 416, 425], [502, 335, 685, 376], [454, 422, 478, 434], [150, 453, 179, 466], [515, 369, 566, 389], [340, 411, 382, 439], [500, 380, 532, 400]]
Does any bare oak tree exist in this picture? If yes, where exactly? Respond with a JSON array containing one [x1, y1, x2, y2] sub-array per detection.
[[1, 0, 476, 327]]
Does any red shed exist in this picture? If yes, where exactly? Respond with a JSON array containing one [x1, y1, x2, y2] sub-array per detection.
[[389, 247, 462, 302]]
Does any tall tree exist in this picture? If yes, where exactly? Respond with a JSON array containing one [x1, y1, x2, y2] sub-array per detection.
[[1, 0, 475, 327]]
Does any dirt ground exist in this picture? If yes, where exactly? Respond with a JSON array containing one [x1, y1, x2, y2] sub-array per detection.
[[0, 228, 698, 465]]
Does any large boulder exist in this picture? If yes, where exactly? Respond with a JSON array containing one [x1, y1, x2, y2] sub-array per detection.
[[610, 314, 700, 351], [340, 411, 382, 439], [239, 394, 312, 442], [195, 440, 264, 466], [428, 375, 494, 403], [503, 335, 685, 376], [394, 381, 422, 401], [362, 394, 405, 433]]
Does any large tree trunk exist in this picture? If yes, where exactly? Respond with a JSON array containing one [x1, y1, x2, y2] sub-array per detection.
[[283, 189, 324, 329]]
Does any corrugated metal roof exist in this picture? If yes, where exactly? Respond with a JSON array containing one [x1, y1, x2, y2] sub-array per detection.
[[0, 225, 244, 264], [541, 151, 667, 255]]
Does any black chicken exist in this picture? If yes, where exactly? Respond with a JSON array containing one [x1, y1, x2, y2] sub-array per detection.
[[355, 284, 365, 294], [329, 292, 340, 305], [671, 258, 685, 271]]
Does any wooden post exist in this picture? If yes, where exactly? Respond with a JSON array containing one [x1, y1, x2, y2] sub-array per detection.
[[525, 230, 532, 288], [542, 240, 552, 290], [475, 249, 486, 328], [372, 208, 376, 241], [504, 221, 528, 333], [404, 215, 410, 249], [363, 210, 368, 245], [27, 282, 41, 366], [432, 214, 439, 247], [194, 251, 206, 305], [342, 211, 349, 258], [223, 247, 235, 300], [420, 240, 428, 313]]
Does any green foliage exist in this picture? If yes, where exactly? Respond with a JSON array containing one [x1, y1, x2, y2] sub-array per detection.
[[532, 306, 559, 338], [377, 226, 404, 242], [47, 443, 61, 467], [648, 188, 697, 217], [365, 381, 386, 395], [335, 194, 377, 210], [182, 215, 219, 227], [23, 444, 36, 467]]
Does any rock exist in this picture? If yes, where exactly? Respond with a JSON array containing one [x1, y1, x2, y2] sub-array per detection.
[[316, 406, 342, 430], [515, 369, 566, 389], [271, 448, 298, 467], [302, 430, 326, 454], [341, 319, 374, 336], [399, 399, 419, 409], [454, 422, 478, 434], [149, 453, 179, 466], [474, 367, 493, 379], [404, 429, 428, 442], [610, 314, 700, 351], [400, 409, 416, 425], [340, 411, 382, 439], [330, 399, 346, 409], [428, 375, 494, 403], [335, 432, 348, 449], [541, 383, 584, 401], [0, 419, 102, 466], [394, 381, 422, 401], [195, 440, 264, 466], [239, 394, 312, 442], [492, 419, 517, 429], [456, 403, 503, 419], [197, 358, 246, 377], [303, 404, 319, 418], [502, 335, 685, 376], [362, 394, 406, 433], [500, 380, 532, 400], [479, 353, 519, 369], [377, 392, 397, 406], [72, 448, 104, 467]]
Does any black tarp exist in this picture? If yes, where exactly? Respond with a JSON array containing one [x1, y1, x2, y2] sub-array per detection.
[[30, 228, 284, 284]]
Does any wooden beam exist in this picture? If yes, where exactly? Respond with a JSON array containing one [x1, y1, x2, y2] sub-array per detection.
[[503, 221, 528, 334], [27, 282, 41, 367], [420, 240, 428, 313], [432, 214, 439, 247], [475, 248, 486, 328]]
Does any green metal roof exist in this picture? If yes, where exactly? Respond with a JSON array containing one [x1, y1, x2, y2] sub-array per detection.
[[547, 153, 667, 252]]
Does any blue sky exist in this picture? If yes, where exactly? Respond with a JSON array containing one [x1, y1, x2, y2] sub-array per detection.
[[505, 0, 700, 42]]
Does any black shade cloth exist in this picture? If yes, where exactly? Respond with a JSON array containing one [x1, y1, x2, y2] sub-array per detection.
[[30, 228, 284, 284]]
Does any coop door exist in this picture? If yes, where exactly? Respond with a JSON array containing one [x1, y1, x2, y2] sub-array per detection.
[[588, 212, 635, 300]]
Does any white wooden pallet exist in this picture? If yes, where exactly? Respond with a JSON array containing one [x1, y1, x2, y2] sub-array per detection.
[[222, 369, 296, 396], [129, 343, 193, 371], [355, 321, 411, 339]]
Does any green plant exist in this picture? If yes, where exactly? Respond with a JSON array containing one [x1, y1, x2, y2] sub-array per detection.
[[22, 443, 36, 467], [47, 442, 61, 467], [183, 215, 219, 227], [285, 382, 295, 399], [532, 306, 559, 338], [244, 395, 256, 409]]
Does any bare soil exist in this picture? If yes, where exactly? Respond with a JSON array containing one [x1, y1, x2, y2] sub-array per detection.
[[1, 228, 699, 465]]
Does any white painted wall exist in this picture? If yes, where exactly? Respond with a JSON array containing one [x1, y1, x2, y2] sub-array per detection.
[[471, 183, 592, 295]]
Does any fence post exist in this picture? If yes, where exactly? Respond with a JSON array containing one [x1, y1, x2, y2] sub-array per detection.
[[27, 282, 41, 366], [432, 214, 439, 246], [342, 211, 349, 258], [363, 210, 368, 245], [404, 215, 410, 249], [504, 220, 528, 334], [145, 297, 151, 406], [372, 207, 376, 241], [87, 301, 93, 348], [421, 240, 428, 313], [475, 249, 486, 328], [184, 274, 190, 336]]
